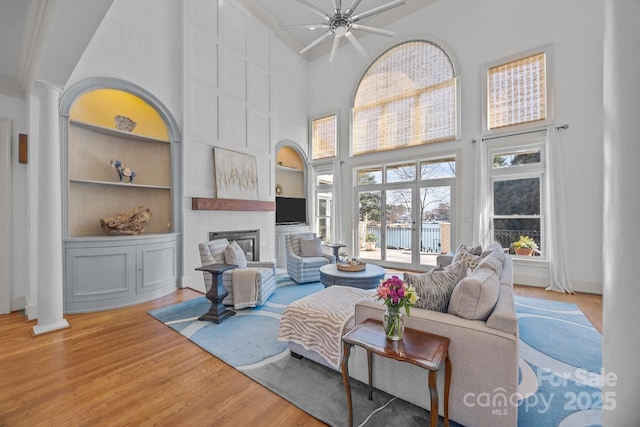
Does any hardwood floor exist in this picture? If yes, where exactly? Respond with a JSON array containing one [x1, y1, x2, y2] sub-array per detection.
[[0, 289, 324, 427], [0, 284, 601, 426]]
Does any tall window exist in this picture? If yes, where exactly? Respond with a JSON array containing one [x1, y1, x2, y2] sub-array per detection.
[[352, 41, 459, 156], [314, 165, 334, 243], [489, 136, 546, 257], [311, 113, 337, 160], [484, 47, 553, 133]]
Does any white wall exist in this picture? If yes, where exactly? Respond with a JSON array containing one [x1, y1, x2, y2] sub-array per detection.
[[67, 0, 182, 118], [3, 0, 309, 305], [0, 94, 30, 311], [308, 0, 604, 293], [181, 0, 309, 291]]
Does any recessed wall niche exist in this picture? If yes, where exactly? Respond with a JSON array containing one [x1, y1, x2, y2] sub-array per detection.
[[60, 78, 181, 314], [275, 145, 304, 198], [67, 89, 172, 237]]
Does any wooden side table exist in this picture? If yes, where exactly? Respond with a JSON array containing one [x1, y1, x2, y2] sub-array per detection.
[[195, 263, 237, 323], [341, 319, 451, 427], [324, 243, 346, 261]]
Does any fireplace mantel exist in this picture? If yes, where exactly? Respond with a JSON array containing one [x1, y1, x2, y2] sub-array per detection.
[[192, 197, 275, 212]]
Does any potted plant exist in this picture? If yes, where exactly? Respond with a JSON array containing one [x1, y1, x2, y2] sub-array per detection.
[[364, 232, 378, 251], [512, 236, 538, 256]]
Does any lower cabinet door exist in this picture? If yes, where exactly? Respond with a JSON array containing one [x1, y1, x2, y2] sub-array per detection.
[[65, 245, 137, 303], [137, 240, 177, 293]]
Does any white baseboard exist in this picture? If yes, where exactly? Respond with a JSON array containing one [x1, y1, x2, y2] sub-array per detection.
[[11, 295, 26, 313], [570, 279, 603, 295], [180, 274, 192, 288], [24, 298, 38, 320]]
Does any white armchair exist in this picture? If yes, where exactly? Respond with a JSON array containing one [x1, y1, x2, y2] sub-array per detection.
[[285, 232, 335, 283], [198, 238, 276, 307]]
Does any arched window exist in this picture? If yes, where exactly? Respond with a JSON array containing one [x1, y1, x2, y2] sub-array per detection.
[[352, 41, 459, 155]]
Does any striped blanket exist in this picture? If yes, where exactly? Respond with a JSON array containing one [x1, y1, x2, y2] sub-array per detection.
[[278, 286, 376, 369]]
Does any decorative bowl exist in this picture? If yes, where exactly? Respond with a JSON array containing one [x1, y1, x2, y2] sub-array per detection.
[[337, 261, 366, 272], [114, 115, 137, 132]]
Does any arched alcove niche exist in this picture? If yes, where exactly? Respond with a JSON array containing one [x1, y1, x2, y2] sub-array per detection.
[[59, 77, 182, 313], [274, 140, 310, 268], [274, 140, 307, 198]]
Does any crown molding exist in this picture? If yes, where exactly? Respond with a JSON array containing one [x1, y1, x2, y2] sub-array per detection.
[[18, 0, 58, 94]]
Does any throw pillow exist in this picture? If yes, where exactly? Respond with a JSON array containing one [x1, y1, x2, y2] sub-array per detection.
[[455, 243, 483, 256], [224, 240, 248, 268], [453, 249, 482, 270], [448, 267, 500, 320], [476, 250, 504, 277], [403, 260, 467, 312], [299, 237, 323, 257]]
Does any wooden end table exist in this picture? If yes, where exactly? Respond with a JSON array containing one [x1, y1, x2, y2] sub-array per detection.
[[341, 319, 451, 427], [195, 263, 237, 323], [324, 243, 346, 261]]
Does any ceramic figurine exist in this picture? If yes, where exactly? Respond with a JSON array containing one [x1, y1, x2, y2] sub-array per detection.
[[110, 159, 137, 183]]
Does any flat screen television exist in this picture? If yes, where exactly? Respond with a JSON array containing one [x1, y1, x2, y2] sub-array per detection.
[[276, 197, 307, 225]]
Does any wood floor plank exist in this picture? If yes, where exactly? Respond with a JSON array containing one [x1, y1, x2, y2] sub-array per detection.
[[0, 284, 601, 426]]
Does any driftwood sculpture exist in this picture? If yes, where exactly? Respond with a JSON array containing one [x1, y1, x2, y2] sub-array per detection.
[[100, 206, 151, 235]]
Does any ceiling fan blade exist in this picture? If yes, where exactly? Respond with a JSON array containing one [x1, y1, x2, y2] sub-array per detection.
[[294, 0, 332, 21], [345, 31, 367, 56], [351, 24, 395, 37], [344, 0, 363, 16], [299, 30, 333, 54], [332, 0, 342, 14], [329, 35, 341, 62], [352, 0, 405, 22], [281, 23, 330, 30]]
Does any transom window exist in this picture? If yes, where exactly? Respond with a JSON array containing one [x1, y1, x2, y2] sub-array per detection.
[[483, 47, 553, 133], [351, 41, 459, 156], [311, 113, 337, 160]]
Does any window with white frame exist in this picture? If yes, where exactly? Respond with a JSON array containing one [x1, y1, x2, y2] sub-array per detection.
[[489, 136, 546, 257], [483, 46, 553, 133], [351, 41, 459, 156], [311, 113, 337, 160], [313, 165, 334, 243]]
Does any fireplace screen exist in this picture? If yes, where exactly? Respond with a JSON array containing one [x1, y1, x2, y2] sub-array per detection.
[[209, 229, 259, 261]]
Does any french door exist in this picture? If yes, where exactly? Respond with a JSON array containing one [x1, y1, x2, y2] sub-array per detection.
[[356, 158, 455, 271]]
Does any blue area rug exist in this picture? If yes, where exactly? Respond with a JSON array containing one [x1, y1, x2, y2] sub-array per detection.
[[149, 278, 324, 368], [515, 296, 603, 426], [149, 281, 603, 426]]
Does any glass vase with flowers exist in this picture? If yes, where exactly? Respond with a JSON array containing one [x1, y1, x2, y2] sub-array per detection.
[[375, 275, 419, 340]]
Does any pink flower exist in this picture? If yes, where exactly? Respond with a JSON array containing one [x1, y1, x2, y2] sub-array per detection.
[[375, 275, 418, 315]]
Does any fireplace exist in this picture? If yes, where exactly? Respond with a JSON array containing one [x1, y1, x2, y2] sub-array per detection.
[[209, 229, 260, 261]]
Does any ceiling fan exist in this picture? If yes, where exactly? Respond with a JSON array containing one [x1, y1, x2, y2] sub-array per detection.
[[283, 0, 405, 62]]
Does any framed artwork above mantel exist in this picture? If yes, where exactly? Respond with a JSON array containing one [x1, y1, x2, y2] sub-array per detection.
[[213, 147, 258, 200]]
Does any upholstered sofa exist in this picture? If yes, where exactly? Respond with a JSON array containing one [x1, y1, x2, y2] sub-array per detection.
[[351, 243, 519, 427], [285, 232, 335, 283]]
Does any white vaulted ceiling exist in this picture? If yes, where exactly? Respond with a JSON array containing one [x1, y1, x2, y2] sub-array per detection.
[[237, 0, 437, 61], [0, 0, 113, 99], [0, 0, 436, 99]]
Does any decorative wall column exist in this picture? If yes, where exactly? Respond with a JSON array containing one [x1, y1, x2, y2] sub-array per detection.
[[603, 0, 640, 424], [0, 119, 11, 314], [32, 81, 69, 335]]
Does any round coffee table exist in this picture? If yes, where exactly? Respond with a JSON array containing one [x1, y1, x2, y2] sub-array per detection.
[[319, 263, 386, 290]]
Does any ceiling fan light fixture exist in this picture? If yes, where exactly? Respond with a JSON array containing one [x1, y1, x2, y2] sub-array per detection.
[[334, 25, 348, 37], [287, 0, 405, 61]]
